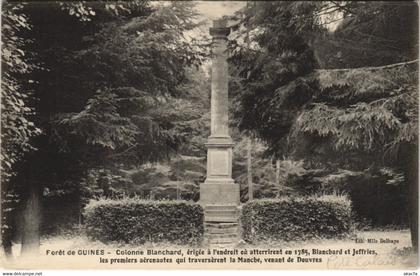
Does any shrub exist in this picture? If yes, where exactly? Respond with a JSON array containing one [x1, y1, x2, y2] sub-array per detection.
[[240, 195, 352, 242], [84, 198, 204, 245]]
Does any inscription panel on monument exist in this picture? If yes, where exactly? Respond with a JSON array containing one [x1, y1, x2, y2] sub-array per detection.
[[209, 150, 229, 176]]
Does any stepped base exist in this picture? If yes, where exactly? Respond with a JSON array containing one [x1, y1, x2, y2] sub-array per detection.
[[203, 205, 239, 247]]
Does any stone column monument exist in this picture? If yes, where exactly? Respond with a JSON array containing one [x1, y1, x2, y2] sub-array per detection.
[[200, 19, 240, 205]]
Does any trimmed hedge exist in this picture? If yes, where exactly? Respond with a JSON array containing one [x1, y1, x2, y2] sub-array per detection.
[[241, 195, 352, 242], [84, 198, 204, 245]]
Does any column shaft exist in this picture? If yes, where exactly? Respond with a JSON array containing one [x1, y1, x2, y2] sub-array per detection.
[[210, 36, 229, 137]]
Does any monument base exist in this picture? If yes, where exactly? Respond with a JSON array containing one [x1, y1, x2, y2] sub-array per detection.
[[199, 182, 240, 205]]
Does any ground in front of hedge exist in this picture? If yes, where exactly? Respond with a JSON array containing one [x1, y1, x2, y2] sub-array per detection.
[[2, 229, 417, 269]]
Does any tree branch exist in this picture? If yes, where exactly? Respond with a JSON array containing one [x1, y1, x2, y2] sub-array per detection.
[[316, 59, 419, 73]]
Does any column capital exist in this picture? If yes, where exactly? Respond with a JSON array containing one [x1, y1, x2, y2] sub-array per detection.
[[210, 19, 230, 38]]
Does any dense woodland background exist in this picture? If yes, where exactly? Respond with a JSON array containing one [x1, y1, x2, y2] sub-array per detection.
[[1, 1, 418, 255]]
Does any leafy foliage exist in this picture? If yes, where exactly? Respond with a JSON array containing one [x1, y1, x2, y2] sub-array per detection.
[[1, 5, 41, 180], [1, 4, 43, 253], [312, 2, 418, 68], [7, 0, 208, 199], [1, 1, 211, 249], [84, 198, 204, 245], [44, 1, 208, 167], [230, 2, 418, 241], [229, 2, 319, 157], [230, 2, 418, 162], [290, 61, 418, 166]]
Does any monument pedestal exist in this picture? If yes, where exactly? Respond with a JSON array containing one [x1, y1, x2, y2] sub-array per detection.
[[200, 183, 240, 205], [200, 136, 239, 205]]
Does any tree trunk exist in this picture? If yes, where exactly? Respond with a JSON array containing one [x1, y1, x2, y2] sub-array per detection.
[[21, 181, 41, 256], [247, 137, 253, 201], [1, 182, 13, 258], [400, 142, 419, 251], [409, 175, 418, 251], [275, 159, 281, 197], [176, 182, 180, 200]]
